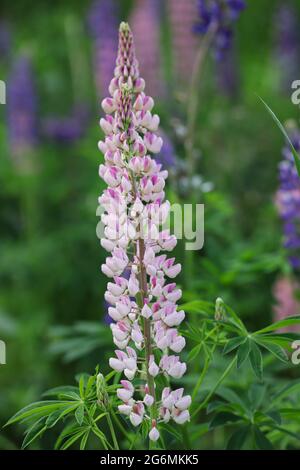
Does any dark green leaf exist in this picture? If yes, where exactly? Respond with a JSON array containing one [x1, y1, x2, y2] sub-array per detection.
[[249, 342, 263, 380], [237, 339, 251, 369], [209, 412, 240, 430], [223, 336, 246, 355], [253, 426, 273, 450], [227, 426, 249, 450], [75, 404, 85, 425]]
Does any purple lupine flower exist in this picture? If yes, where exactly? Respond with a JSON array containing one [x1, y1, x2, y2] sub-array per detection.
[[276, 126, 300, 270], [194, 0, 246, 60], [130, 0, 163, 98], [273, 4, 300, 94], [7, 56, 38, 160], [155, 131, 177, 169], [42, 105, 89, 144], [99, 22, 190, 441], [88, 0, 119, 98], [167, 0, 199, 85], [216, 46, 239, 97]]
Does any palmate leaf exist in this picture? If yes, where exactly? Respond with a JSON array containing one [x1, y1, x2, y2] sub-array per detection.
[[259, 96, 300, 177], [209, 412, 241, 430], [253, 337, 289, 363], [237, 339, 251, 368], [272, 382, 300, 404], [22, 417, 47, 449], [254, 315, 300, 335], [253, 426, 273, 450], [5, 401, 74, 426], [226, 426, 250, 450], [223, 336, 246, 355], [249, 342, 263, 381]]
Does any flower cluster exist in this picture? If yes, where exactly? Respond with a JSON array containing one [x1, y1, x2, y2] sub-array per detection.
[[194, 0, 246, 60], [98, 22, 190, 442], [276, 126, 300, 270]]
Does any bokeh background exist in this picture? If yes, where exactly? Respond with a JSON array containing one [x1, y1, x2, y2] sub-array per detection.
[[1, 0, 300, 449]]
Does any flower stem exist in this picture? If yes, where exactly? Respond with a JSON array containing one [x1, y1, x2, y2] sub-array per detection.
[[138, 237, 157, 419], [106, 413, 119, 450], [192, 356, 236, 418]]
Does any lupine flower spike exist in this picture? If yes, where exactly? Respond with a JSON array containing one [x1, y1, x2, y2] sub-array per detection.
[[98, 23, 191, 442]]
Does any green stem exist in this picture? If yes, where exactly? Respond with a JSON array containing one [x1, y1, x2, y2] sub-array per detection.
[[191, 326, 219, 402], [192, 356, 237, 418], [106, 413, 119, 450], [111, 411, 135, 448]]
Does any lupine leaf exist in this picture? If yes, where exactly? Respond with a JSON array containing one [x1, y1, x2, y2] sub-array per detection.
[[249, 342, 263, 380], [223, 336, 246, 355], [254, 316, 300, 335], [259, 96, 300, 177], [237, 339, 251, 368]]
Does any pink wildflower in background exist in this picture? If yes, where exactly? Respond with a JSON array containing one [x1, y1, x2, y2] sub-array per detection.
[[98, 22, 190, 442], [167, 0, 198, 86], [273, 277, 300, 332], [130, 0, 163, 98]]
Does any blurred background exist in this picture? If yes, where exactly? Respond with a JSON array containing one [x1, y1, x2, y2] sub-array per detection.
[[1, 0, 300, 449]]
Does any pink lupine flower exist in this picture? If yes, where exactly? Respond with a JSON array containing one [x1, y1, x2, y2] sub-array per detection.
[[98, 22, 190, 442], [273, 276, 300, 332], [167, 0, 198, 86], [130, 0, 163, 98]]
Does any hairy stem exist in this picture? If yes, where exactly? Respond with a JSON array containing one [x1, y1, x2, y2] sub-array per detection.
[[138, 237, 156, 417]]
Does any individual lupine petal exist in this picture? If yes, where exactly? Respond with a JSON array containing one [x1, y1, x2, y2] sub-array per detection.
[[118, 404, 132, 415], [162, 308, 185, 327], [101, 97, 117, 114], [163, 259, 182, 278], [131, 321, 143, 344], [128, 273, 139, 296], [176, 395, 192, 411], [141, 303, 152, 319], [172, 409, 190, 424], [161, 387, 175, 409], [144, 394, 154, 407], [144, 132, 163, 153], [149, 426, 160, 442], [148, 355, 159, 377], [117, 380, 135, 402]]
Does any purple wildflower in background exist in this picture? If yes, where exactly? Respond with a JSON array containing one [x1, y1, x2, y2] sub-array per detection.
[[216, 46, 240, 98], [273, 4, 300, 94], [167, 0, 199, 85], [276, 126, 300, 270], [130, 0, 163, 98], [194, 0, 246, 60], [155, 131, 177, 169], [88, 0, 119, 98], [7, 56, 38, 162], [42, 105, 89, 145]]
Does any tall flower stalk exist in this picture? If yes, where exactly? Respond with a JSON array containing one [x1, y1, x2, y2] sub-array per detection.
[[98, 23, 190, 444]]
